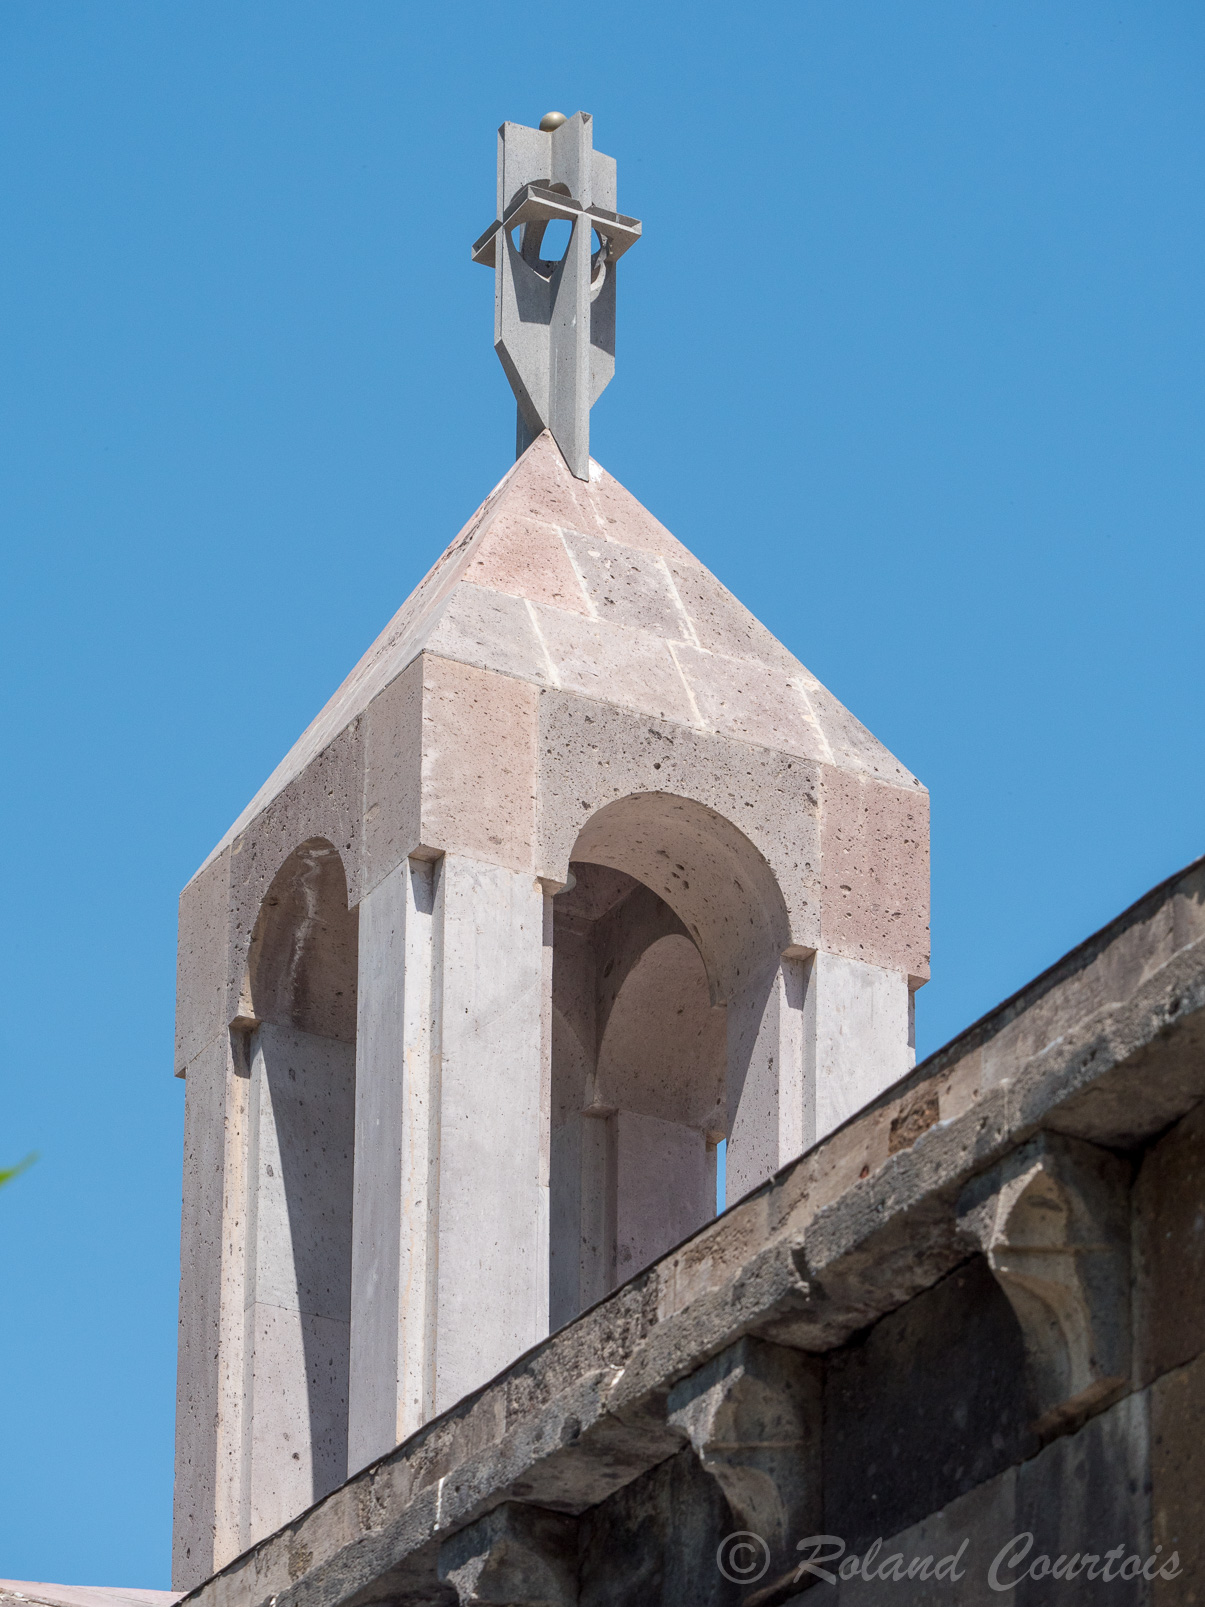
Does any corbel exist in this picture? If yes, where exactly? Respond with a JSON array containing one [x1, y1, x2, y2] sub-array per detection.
[[957, 1131, 1131, 1436], [437, 1502, 579, 1607], [667, 1337, 822, 1601]]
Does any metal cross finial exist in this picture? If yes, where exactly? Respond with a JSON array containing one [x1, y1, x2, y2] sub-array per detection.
[[472, 112, 641, 480]]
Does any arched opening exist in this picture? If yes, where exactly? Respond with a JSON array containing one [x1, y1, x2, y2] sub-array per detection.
[[238, 838, 357, 1546], [599, 932, 727, 1283], [549, 794, 794, 1329]]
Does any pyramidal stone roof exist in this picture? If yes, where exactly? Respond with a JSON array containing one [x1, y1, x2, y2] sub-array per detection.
[[203, 432, 919, 872]]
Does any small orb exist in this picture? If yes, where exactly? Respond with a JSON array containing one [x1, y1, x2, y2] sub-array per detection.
[[539, 111, 568, 132]]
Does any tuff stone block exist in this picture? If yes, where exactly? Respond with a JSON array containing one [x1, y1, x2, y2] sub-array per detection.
[[579, 460, 686, 560], [419, 654, 539, 873], [1150, 1351, 1205, 1604], [534, 692, 824, 952], [1134, 1099, 1205, 1386], [465, 513, 593, 615], [426, 581, 552, 686], [1012, 1390, 1152, 1607], [823, 1257, 1035, 1549], [824, 1470, 1017, 1606], [959, 1133, 1132, 1434], [531, 601, 700, 726], [671, 642, 833, 765], [668, 1337, 822, 1602], [804, 676, 918, 784], [558, 528, 691, 639], [663, 554, 802, 676], [175, 847, 233, 1075], [223, 719, 365, 1018], [438, 1504, 579, 1607], [577, 1447, 739, 1607], [819, 766, 930, 983]]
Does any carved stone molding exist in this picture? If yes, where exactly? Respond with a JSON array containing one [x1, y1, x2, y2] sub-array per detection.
[[437, 1502, 579, 1607], [667, 1337, 822, 1599], [958, 1132, 1132, 1435]]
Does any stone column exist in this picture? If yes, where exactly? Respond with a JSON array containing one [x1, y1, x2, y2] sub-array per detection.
[[726, 953, 913, 1204], [804, 952, 914, 1142], [348, 857, 437, 1471], [434, 854, 550, 1411], [173, 1029, 248, 1587], [349, 853, 550, 1465], [240, 1022, 355, 1545], [725, 957, 807, 1203]]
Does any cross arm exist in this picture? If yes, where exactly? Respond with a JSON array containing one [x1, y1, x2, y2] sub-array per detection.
[[472, 183, 641, 268]]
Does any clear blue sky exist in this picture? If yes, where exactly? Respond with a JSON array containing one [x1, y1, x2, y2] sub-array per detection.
[[2, 0, 1203, 1587]]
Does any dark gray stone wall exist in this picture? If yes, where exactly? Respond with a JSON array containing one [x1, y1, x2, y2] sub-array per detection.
[[578, 1448, 738, 1607], [822, 1255, 1036, 1549]]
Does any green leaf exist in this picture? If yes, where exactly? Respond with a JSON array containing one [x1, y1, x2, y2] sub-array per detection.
[[0, 1153, 37, 1190]]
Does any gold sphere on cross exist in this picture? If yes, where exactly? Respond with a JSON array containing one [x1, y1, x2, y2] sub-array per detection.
[[539, 111, 568, 131]]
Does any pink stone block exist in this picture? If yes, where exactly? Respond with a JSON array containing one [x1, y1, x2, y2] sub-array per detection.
[[672, 642, 833, 763], [665, 555, 802, 675], [581, 461, 689, 559], [559, 528, 690, 638], [531, 602, 700, 727], [466, 511, 592, 616], [803, 676, 918, 785], [501, 430, 599, 532], [819, 768, 930, 981], [420, 656, 539, 872], [425, 582, 549, 685]]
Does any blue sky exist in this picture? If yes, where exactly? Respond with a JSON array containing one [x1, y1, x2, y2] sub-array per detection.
[[2, 0, 1203, 1587]]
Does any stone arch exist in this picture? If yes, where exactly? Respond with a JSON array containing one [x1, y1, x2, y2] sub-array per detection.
[[568, 791, 792, 1005], [242, 837, 358, 1040], [548, 793, 798, 1327], [238, 838, 358, 1548]]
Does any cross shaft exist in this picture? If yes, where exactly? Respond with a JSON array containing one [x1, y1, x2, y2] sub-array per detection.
[[472, 112, 641, 479]]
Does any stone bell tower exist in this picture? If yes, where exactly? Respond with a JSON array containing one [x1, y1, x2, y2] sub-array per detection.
[[171, 112, 929, 1592]]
